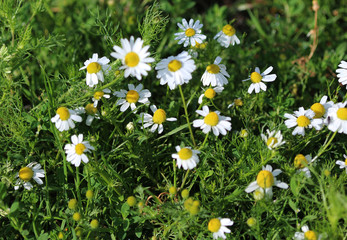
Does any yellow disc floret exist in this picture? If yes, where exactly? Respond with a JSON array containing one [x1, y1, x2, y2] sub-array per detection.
[[168, 60, 182, 72], [85, 103, 97, 115], [222, 24, 236, 36], [250, 72, 262, 83], [206, 64, 220, 74], [73, 212, 82, 221], [294, 154, 308, 169], [75, 143, 86, 155], [153, 109, 166, 124], [86, 190, 94, 199], [304, 230, 317, 240], [256, 170, 274, 188], [57, 107, 70, 121], [181, 189, 189, 199], [126, 90, 140, 103], [169, 186, 177, 195], [337, 108, 347, 120], [127, 196, 137, 207], [208, 218, 221, 233], [125, 52, 140, 67], [87, 62, 101, 74], [68, 198, 78, 210], [90, 219, 99, 229], [19, 167, 34, 181], [267, 137, 278, 147], [234, 98, 243, 106], [178, 148, 193, 160], [296, 116, 310, 127], [93, 91, 104, 100], [310, 103, 325, 118], [345, 158, 347, 166], [246, 217, 257, 227], [204, 112, 219, 126], [185, 28, 196, 37], [204, 88, 216, 99]]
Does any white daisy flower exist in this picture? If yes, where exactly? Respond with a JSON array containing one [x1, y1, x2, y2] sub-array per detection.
[[92, 88, 111, 107], [79, 53, 110, 87], [201, 57, 230, 87], [294, 154, 312, 178], [198, 87, 224, 104], [111, 36, 154, 80], [228, 97, 243, 108], [336, 60, 347, 88], [14, 162, 45, 190], [193, 105, 231, 136], [294, 225, 322, 240], [284, 107, 323, 136], [214, 24, 240, 48], [84, 103, 100, 126], [208, 217, 234, 239], [114, 84, 151, 113], [155, 51, 196, 90], [51, 107, 83, 132], [172, 146, 200, 170], [261, 129, 286, 150], [138, 105, 177, 134], [64, 134, 95, 167], [174, 18, 206, 47], [336, 154, 347, 173], [245, 164, 288, 199], [310, 95, 334, 122], [326, 101, 347, 134], [242, 66, 277, 94]]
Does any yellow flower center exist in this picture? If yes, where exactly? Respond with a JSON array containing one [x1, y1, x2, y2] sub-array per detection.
[[296, 116, 310, 127], [185, 28, 196, 37], [222, 24, 236, 36], [294, 154, 308, 169], [345, 158, 347, 165], [153, 109, 166, 124], [256, 170, 274, 188], [250, 72, 262, 83], [168, 60, 182, 72], [204, 112, 219, 126], [126, 90, 140, 103], [266, 137, 278, 147], [194, 41, 207, 49], [310, 103, 325, 118], [206, 64, 220, 74], [93, 91, 104, 100], [56, 107, 70, 121], [86, 62, 101, 74], [247, 217, 257, 227], [19, 167, 34, 181], [178, 148, 193, 160], [124, 52, 140, 67], [234, 99, 243, 106], [75, 143, 86, 155], [337, 108, 347, 120], [85, 103, 97, 115], [208, 218, 221, 233], [204, 88, 216, 99], [304, 230, 317, 240]]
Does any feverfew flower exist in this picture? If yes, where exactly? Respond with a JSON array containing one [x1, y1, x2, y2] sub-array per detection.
[[261, 129, 286, 150], [326, 102, 347, 134], [242, 66, 277, 94], [245, 165, 288, 199], [79, 53, 110, 87], [336, 60, 347, 88], [84, 103, 100, 126], [138, 105, 177, 134], [214, 24, 240, 48], [201, 57, 230, 87], [92, 88, 111, 107], [155, 51, 196, 90], [111, 36, 154, 80], [228, 98, 243, 108], [174, 18, 206, 47], [64, 134, 95, 167], [294, 225, 322, 240], [114, 84, 151, 113], [172, 146, 200, 170], [294, 154, 312, 178], [336, 154, 347, 173], [14, 162, 45, 190], [193, 106, 231, 136], [208, 217, 234, 239], [198, 87, 224, 104], [284, 107, 323, 136], [310, 95, 334, 122], [51, 107, 82, 132]]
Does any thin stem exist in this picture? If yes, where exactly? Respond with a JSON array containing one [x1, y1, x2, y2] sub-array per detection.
[[180, 169, 190, 190], [312, 131, 337, 162], [173, 159, 177, 188], [199, 132, 209, 150]]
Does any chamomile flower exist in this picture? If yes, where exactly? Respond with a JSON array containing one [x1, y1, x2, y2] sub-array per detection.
[[242, 66, 277, 94], [326, 102, 347, 134], [245, 165, 288, 199], [294, 154, 313, 178], [214, 24, 240, 48], [198, 87, 224, 104], [111, 36, 154, 80], [79, 53, 110, 87], [294, 225, 322, 240], [172, 146, 200, 170], [174, 18, 206, 47], [14, 162, 45, 190], [114, 84, 151, 113], [284, 107, 323, 136], [310, 95, 334, 121], [261, 129, 286, 150], [92, 88, 111, 107], [336, 60, 347, 88], [208, 217, 234, 240], [51, 107, 83, 132], [64, 134, 95, 167], [193, 106, 231, 136], [336, 154, 347, 173], [84, 103, 100, 126], [155, 51, 196, 90], [228, 97, 243, 108], [201, 57, 230, 87], [138, 105, 177, 134]]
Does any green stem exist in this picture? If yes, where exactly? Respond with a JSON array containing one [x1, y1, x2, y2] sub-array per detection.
[[312, 131, 337, 162], [180, 169, 190, 190], [75, 167, 82, 205], [173, 159, 177, 188], [199, 132, 209, 150]]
